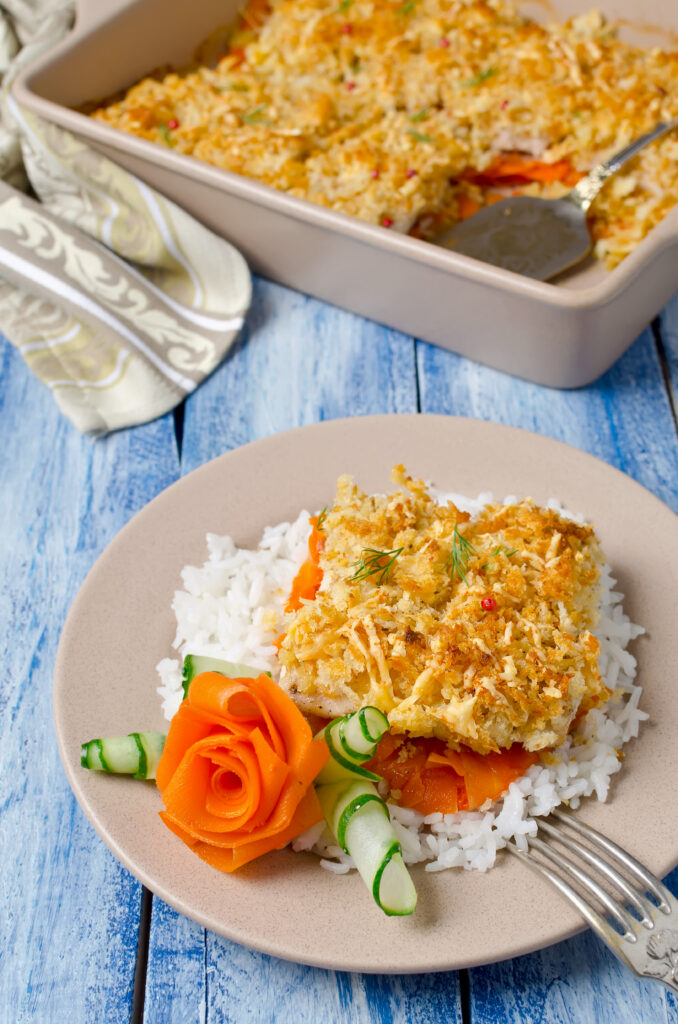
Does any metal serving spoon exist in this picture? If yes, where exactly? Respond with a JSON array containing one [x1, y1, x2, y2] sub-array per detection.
[[434, 117, 678, 280]]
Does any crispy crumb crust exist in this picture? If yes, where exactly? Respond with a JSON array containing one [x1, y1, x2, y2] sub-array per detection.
[[278, 466, 607, 754], [92, 0, 678, 268]]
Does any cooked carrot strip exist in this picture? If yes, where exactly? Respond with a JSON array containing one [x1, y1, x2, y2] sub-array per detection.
[[457, 194, 480, 220], [428, 744, 539, 810], [239, 0, 271, 30], [156, 671, 329, 872], [285, 515, 325, 612], [367, 733, 538, 815], [466, 156, 581, 188]]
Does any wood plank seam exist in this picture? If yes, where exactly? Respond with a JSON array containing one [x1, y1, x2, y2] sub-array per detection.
[[651, 318, 678, 435], [132, 886, 153, 1024]]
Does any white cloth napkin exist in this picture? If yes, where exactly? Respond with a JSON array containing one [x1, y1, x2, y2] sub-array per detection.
[[0, 1, 252, 434]]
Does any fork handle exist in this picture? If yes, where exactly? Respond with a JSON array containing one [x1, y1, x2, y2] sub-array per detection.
[[569, 117, 678, 211], [508, 841, 678, 995]]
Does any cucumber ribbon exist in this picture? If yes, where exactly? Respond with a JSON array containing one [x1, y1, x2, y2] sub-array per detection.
[[315, 707, 418, 916], [80, 731, 166, 780]]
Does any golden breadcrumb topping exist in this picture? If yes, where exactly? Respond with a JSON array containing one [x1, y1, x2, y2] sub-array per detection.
[[91, 0, 678, 268], [278, 467, 607, 754]]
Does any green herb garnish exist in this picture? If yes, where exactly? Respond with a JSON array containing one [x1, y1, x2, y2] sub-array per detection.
[[446, 526, 476, 586], [398, 0, 418, 14], [337, 0, 353, 10], [348, 547, 403, 585], [409, 109, 429, 122], [480, 544, 517, 570], [229, 82, 251, 92], [461, 66, 498, 88], [241, 104, 270, 125], [157, 125, 172, 145], [408, 129, 434, 143], [316, 507, 328, 531]]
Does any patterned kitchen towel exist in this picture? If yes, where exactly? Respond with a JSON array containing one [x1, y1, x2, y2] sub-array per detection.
[[0, 1, 251, 435]]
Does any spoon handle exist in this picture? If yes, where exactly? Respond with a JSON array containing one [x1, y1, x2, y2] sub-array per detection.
[[569, 116, 678, 211]]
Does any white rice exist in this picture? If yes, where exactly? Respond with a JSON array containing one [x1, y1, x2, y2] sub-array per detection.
[[156, 494, 646, 874]]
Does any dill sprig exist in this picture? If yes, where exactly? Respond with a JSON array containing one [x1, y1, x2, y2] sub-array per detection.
[[481, 544, 517, 570], [408, 129, 434, 143], [398, 0, 418, 14], [446, 526, 476, 586], [348, 547, 403, 585], [316, 507, 328, 530], [409, 109, 429, 122], [461, 66, 498, 88], [241, 104, 270, 125], [157, 124, 173, 145], [337, 0, 353, 11]]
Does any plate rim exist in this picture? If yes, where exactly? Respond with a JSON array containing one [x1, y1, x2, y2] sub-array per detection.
[[53, 413, 678, 972]]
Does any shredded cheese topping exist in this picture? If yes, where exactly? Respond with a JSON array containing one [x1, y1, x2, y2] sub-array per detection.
[[92, 0, 678, 268], [278, 466, 607, 755]]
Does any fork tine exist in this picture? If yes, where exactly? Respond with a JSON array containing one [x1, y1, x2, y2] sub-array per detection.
[[526, 834, 638, 937], [506, 842, 632, 957], [509, 815, 678, 993], [538, 819, 654, 927], [552, 809, 673, 912]]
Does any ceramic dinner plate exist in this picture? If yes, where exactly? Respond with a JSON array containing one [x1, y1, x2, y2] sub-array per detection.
[[54, 414, 678, 973]]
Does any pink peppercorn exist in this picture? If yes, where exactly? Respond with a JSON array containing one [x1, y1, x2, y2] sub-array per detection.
[[481, 596, 497, 611], [382, 216, 393, 228], [500, 99, 509, 110], [371, 169, 380, 179], [342, 22, 352, 32], [440, 37, 450, 47], [167, 118, 179, 130], [346, 81, 356, 91], [406, 168, 417, 179]]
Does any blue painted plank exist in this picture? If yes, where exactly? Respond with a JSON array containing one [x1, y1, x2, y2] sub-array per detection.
[[658, 291, 678, 420], [143, 278, 463, 1024], [0, 337, 180, 1023], [417, 324, 678, 510], [416, 319, 678, 1023], [653, 296, 678, 1024], [179, 277, 418, 474], [141, 899, 207, 1024]]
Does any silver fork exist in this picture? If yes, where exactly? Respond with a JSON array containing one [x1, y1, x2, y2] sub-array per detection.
[[507, 808, 678, 992]]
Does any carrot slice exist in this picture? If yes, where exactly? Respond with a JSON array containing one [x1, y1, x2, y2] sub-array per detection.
[[156, 672, 329, 872], [428, 744, 539, 810], [160, 783, 324, 872], [457, 195, 480, 220], [466, 156, 581, 188], [367, 733, 538, 815], [285, 515, 325, 612]]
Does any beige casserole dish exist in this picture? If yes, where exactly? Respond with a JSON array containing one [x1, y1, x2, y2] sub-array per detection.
[[12, 0, 678, 387]]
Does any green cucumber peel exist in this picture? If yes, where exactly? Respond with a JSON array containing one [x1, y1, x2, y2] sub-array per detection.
[[337, 706, 389, 761], [341, 792, 416, 916], [337, 717, 367, 762], [373, 846, 417, 916], [337, 791, 389, 853], [316, 773, 417, 916], [130, 732, 147, 780], [358, 706, 389, 744], [372, 840, 402, 906], [181, 654, 270, 698], [318, 722, 381, 783]]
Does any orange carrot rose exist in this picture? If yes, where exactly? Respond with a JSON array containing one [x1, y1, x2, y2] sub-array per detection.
[[156, 671, 329, 872]]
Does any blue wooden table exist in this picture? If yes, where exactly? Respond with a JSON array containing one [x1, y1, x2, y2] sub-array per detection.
[[2, 276, 678, 1024]]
